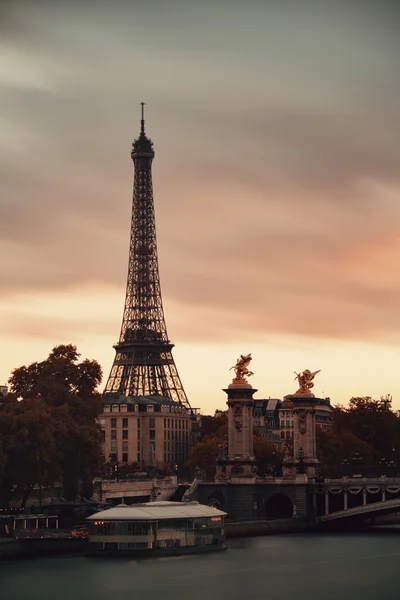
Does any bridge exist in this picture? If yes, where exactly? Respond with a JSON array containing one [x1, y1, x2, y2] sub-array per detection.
[[314, 476, 400, 524], [319, 496, 400, 523], [92, 476, 182, 504]]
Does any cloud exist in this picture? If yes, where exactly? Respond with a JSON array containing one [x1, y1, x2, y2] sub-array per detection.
[[1, 0, 400, 347]]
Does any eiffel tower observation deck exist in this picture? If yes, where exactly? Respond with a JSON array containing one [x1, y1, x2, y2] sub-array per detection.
[[104, 104, 191, 411]]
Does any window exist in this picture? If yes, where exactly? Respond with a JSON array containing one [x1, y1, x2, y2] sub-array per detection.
[[280, 431, 285, 439], [122, 453, 128, 463], [111, 441, 117, 451], [121, 404, 128, 413], [286, 431, 291, 439], [147, 405, 154, 413], [103, 405, 110, 413], [149, 430, 155, 440], [149, 418, 155, 428], [89, 542, 104, 550], [122, 441, 128, 451], [122, 430, 128, 440], [119, 542, 148, 550], [122, 418, 128, 428], [134, 404, 139, 412], [111, 418, 117, 428], [112, 405, 119, 413], [111, 430, 117, 440]]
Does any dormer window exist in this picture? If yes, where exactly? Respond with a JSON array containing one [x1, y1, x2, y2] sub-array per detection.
[[147, 405, 154, 413], [112, 405, 119, 413], [121, 404, 128, 412], [103, 405, 110, 413]]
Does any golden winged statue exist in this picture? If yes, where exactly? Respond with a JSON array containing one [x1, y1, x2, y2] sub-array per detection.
[[230, 353, 254, 380], [294, 369, 320, 394]]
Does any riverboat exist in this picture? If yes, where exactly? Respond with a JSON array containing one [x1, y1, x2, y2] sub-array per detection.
[[86, 501, 227, 556]]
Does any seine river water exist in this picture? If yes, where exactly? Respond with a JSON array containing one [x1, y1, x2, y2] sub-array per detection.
[[1, 532, 400, 600]]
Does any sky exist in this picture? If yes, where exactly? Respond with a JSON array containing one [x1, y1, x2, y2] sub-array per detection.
[[1, 0, 400, 413]]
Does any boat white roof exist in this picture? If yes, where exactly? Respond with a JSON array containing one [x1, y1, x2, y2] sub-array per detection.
[[87, 501, 226, 521]]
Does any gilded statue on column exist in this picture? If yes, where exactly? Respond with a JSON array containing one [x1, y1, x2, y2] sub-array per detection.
[[294, 369, 320, 394], [230, 353, 254, 381]]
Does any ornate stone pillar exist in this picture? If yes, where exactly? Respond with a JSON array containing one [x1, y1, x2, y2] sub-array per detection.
[[215, 355, 257, 483], [282, 368, 321, 479], [282, 395, 319, 478]]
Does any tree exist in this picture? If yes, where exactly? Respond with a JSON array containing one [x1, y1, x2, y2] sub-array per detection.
[[253, 437, 283, 476], [185, 436, 222, 478], [1, 344, 104, 505], [199, 414, 228, 440], [0, 396, 59, 507], [332, 397, 400, 467], [316, 427, 375, 477]]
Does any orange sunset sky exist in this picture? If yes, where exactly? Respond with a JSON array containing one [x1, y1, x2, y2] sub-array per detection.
[[1, 1, 400, 413]]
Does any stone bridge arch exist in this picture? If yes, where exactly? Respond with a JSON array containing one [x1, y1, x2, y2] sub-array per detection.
[[265, 493, 293, 519], [205, 491, 226, 511]]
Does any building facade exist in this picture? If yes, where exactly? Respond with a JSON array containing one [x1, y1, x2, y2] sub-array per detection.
[[100, 395, 192, 471]]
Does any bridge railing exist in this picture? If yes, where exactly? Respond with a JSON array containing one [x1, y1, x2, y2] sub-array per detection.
[[318, 476, 400, 485], [319, 497, 400, 521]]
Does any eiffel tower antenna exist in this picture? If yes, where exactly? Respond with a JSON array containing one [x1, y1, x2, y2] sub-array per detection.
[[104, 104, 191, 410]]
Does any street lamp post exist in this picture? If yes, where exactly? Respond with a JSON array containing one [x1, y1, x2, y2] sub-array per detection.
[[351, 452, 363, 476], [109, 454, 119, 483], [341, 458, 351, 477]]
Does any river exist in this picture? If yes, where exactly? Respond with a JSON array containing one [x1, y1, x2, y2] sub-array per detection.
[[1, 532, 400, 600]]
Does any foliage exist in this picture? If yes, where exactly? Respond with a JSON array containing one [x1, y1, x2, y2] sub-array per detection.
[[253, 437, 283, 476], [317, 396, 400, 476], [0, 345, 103, 506], [199, 414, 228, 440], [185, 436, 222, 478]]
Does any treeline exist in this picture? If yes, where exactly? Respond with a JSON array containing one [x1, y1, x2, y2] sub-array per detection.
[[317, 396, 400, 477], [0, 345, 103, 507]]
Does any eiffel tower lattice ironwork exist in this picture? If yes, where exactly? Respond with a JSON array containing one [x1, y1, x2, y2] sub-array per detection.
[[104, 103, 191, 410]]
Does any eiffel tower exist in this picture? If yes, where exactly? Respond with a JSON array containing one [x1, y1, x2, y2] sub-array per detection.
[[104, 104, 191, 411]]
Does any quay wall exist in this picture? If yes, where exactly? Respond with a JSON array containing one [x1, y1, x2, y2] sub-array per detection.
[[225, 519, 307, 538], [0, 538, 86, 560]]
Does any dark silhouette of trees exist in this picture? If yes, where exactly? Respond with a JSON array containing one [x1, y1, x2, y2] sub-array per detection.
[[0, 345, 103, 506], [185, 436, 222, 478], [317, 396, 400, 476], [253, 436, 283, 476]]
